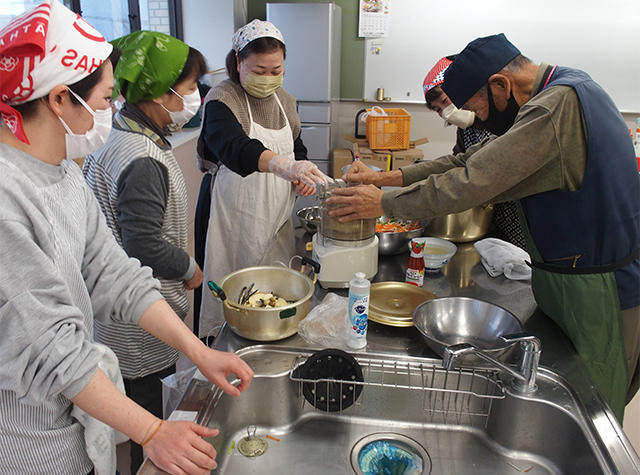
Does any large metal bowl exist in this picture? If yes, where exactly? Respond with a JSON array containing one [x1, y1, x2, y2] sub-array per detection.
[[376, 219, 428, 255], [425, 205, 495, 243], [218, 266, 315, 341], [413, 297, 524, 361]]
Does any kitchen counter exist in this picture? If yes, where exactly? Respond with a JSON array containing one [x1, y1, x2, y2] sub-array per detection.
[[138, 229, 640, 474], [213, 230, 538, 359]]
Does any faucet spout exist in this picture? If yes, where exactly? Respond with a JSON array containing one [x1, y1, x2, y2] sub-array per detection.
[[442, 332, 541, 394]]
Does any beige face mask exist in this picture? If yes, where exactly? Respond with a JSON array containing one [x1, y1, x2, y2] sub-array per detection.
[[242, 73, 284, 99]]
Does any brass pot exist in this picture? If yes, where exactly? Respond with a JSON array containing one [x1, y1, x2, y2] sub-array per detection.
[[218, 265, 316, 341], [425, 205, 494, 243]]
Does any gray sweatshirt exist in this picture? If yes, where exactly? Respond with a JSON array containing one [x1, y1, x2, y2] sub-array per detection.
[[0, 143, 162, 474]]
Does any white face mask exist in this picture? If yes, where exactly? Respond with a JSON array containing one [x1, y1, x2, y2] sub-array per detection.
[[441, 103, 476, 129], [58, 89, 112, 159], [161, 88, 201, 127]]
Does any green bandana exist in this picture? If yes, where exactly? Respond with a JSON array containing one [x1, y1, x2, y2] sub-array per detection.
[[111, 31, 189, 103]]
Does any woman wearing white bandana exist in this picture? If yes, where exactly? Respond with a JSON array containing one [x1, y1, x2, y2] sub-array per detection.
[[0, 2, 253, 474], [196, 20, 330, 339]]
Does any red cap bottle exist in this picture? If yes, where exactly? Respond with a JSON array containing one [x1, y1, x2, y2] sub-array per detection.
[[406, 239, 426, 286]]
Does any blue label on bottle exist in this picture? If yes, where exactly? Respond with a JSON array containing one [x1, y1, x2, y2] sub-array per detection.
[[349, 294, 369, 337]]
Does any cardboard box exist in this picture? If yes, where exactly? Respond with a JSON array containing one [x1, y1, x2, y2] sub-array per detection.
[[391, 148, 425, 170], [332, 148, 390, 177], [332, 149, 353, 178], [361, 152, 391, 172]]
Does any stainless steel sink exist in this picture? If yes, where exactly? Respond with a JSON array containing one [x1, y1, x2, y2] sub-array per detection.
[[198, 346, 639, 475]]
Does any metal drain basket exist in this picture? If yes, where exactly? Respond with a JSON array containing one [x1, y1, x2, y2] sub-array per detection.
[[290, 354, 506, 427]]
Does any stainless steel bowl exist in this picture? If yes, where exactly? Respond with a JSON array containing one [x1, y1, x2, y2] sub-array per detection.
[[376, 219, 428, 255], [296, 206, 320, 235], [425, 205, 495, 243], [413, 297, 524, 361]]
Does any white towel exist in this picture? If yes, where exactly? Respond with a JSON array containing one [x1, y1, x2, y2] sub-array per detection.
[[474, 238, 532, 281], [71, 343, 128, 475]]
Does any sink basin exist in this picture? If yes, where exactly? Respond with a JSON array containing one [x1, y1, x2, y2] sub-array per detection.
[[193, 346, 639, 475]]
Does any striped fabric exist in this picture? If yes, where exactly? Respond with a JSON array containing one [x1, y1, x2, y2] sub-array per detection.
[[0, 159, 95, 474], [84, 124, 189, 379]]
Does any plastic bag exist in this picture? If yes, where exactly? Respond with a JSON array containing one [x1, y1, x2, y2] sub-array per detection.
[[161, 365, 198, 419], [360, 105, 387, 122], [298, 293, 352, 350]]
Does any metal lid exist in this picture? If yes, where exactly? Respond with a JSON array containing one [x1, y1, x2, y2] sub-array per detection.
[[237, 426, 268, 457], [368, 282, 436, 327]]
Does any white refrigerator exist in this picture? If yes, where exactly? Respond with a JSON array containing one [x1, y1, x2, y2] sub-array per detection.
[[266, 2, 342, 177]]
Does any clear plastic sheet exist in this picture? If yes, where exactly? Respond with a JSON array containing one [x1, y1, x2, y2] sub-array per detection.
[[161, 366, 198, 419], [297, 293, 352, 350]]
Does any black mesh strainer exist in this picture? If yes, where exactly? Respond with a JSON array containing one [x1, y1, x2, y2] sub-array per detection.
[[298, 348, 364, 412]]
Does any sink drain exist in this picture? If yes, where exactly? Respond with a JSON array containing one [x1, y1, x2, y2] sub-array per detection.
[[237, 425, 268, 458], [351, 433, 431, 475]]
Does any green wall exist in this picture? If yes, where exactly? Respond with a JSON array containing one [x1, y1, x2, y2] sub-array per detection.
[[246, 0, 364, 100]]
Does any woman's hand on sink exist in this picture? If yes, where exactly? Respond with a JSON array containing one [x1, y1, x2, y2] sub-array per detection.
[[194, 347, 255, 397], [143, 419, 219, 474]]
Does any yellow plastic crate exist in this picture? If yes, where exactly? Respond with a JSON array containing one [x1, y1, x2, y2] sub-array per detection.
[[366, 108, 411, 150]]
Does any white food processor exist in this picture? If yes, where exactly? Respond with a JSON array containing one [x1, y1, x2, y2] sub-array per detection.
[[312, 180, 378, 288]]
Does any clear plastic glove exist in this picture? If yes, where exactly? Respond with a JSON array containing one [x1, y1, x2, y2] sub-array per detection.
[[268, 154, 330, 187]]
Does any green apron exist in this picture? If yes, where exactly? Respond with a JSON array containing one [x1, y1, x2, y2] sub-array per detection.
[[516, 202, 628, 421]]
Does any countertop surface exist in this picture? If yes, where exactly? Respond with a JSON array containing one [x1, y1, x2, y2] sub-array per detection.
[[138, 228, 640, 474], [212, 228, 539, 358]]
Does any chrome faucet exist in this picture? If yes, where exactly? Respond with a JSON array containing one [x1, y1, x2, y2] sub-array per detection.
[[442, 332, 542, 394]]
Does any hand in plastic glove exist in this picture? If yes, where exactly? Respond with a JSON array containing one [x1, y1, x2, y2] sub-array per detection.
[[268, 154, 330, 187]]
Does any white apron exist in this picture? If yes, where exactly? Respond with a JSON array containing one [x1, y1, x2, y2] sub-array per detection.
[[199, 93, 297, 338]]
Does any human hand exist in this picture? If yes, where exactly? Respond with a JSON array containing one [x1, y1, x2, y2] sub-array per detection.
[[268, 155, 330, 187], [195, 348, 254, 397], [342, 160, 380, 185], [295, 180, 317, 197], [184, 264, 203, 291], [325, 184, 385, 222], [144, 420, 218, 475]]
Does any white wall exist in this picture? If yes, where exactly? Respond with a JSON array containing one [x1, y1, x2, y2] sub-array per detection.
[[336, 102, 639, 166], [182, 0, 238, 76]]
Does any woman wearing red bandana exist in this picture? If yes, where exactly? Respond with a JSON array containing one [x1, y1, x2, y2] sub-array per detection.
[[0, 2, 253, 474]]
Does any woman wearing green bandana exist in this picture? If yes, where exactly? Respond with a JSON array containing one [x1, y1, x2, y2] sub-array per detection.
[[195, 20, 330, 339], [83, 31, 209, 474]]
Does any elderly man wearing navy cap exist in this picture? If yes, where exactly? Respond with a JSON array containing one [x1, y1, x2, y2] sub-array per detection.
[[328, 33, 639, 423]]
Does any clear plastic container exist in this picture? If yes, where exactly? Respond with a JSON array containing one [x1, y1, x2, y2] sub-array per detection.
[[317, 180, 376, 242]]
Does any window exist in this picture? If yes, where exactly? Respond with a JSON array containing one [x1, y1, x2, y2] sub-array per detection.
[[0, 0, 183, 41]]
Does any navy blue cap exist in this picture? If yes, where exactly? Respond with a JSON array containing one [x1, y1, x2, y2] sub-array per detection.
[[442, 33, 521, 108]]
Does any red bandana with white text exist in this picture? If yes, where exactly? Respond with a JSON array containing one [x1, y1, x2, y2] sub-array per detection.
[[0, 0, 112, 143]]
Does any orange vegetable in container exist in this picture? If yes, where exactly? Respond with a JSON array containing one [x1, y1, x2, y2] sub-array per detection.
[[375, 217, 422, 233]]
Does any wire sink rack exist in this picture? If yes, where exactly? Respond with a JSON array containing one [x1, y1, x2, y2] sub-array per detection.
[[289, 353, 506, 427]]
